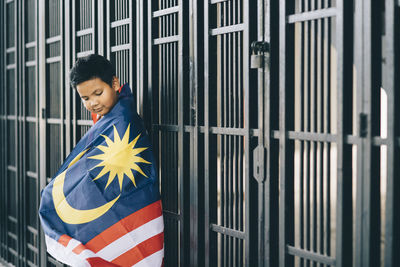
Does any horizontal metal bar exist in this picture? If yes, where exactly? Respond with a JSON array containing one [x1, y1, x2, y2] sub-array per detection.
[[7, 166, 17, 172], [26, 171, 38, 179], [210, 24, 245, 36], [344, 135, 361, 145], [46, 118, 62, 124], [210, 224, 246, 239], [27, 260, 37, 267], [152, 6, 179, 18], [210, 0, 229, 4], [26, 116, 37, 123], [45, 35, 61, 44], [153, 35, 180, 45], [287, 246, 336, 266], [198, 126, 259, 136], [111, 44, 131, 52], [153, 124, 179, 132], [287, 7, 337, 24], [372, 137, 388, 146], [272, 130, 363, 146], [8, 216, 17, 223], [27, 243, 38, 253], [25, 41, 36, 48], [26, 60, 36, 67], [77, 50, 94, 58], [76, 28, 94, 37], [184, 125, 192, 132], [163, 210, 182, 221], [8, 232, 17, 240], [77, 119, 93, 126], [210, 126, 247, 136], [6, 47, 15, 53], [46, 56, 61, 64], [5, 0, 14, 4], [7, 115, 17, 120], [27, 225, 38, 235], [110, 18, 131, 28], [48, 257, 61, 265], [6, 64, 16, 69], [287, 131, 338, 142], [8, 248, 17, 256]]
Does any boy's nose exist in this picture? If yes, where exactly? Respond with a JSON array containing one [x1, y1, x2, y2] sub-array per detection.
[[90, 100, 99, 108]]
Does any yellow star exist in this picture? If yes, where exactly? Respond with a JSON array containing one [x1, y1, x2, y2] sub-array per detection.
[[88, 124, 150, 191]]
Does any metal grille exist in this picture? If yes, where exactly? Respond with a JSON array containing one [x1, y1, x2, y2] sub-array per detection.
[[1, 1, 400, 267], [291, 1, 337, 266], [148, 1, 189, 266], [203, 1, 258, 266]]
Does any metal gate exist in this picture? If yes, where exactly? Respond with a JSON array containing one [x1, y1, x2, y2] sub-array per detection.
[[1, 1, 400, 267]]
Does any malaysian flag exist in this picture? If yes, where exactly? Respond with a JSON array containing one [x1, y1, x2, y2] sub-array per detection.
[[39, 84, 164, 266]]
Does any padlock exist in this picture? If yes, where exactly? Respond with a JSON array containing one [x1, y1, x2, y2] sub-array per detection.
[[250, 53, 264, 69]]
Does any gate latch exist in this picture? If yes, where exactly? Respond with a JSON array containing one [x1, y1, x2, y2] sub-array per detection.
[[253, 145, 267, 183], [250, 41, 270, 69]]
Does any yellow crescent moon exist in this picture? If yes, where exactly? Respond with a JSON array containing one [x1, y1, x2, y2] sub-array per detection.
[[52, 149, 120, 224]]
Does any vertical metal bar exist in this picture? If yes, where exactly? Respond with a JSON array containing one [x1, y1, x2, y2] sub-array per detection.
[[316, 2, 325, 264], [279, 0, 295, 266], [354, 0, 381, 266], [129, 0, 133, 95], [65, 0, 71, 156], [72, 0, 77, 146], [178, 1, 185, 265], [256, 0, 266, 266], [136, 0, 143, 115], [189, 0, 199, 265], [323, 0, 331, 258], [222, 3, 227, 266], [298, 2, 305, 266], [17, 0, 23, 265], [243, 0, 257, 265], [384, 1, 400, 266], [303, 3, 311, 266], [38, 0, 47, 265], [204, 1, 217, 266], [310, 3, 318, 265], [92, 0, 95, 53], [98, 0, 104, 56], [0, 0, 4, 260], [335, 0, 353, 266]]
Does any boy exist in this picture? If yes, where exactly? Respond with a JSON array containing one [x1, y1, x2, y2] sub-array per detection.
[[39, 54, 164, 267]]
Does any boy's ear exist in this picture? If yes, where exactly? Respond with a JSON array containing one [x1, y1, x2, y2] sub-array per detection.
[[112, 76, 120, 92]]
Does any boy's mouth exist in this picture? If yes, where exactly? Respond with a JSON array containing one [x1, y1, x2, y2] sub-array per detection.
[[93, 108, 103, 113]]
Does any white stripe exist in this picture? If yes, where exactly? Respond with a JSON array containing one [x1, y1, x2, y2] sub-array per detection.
[[45, 235, 90, 267], [132, 248, 164, 267], [97, 215, 164, 261]]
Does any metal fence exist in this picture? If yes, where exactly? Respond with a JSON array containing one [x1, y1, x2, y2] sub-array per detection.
[[1, 0, 399, 267]]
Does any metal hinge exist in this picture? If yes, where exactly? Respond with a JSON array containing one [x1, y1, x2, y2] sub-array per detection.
[[42, 108, 46, 119], [253, 145, 267, 183], [359, 113, 368, 137]]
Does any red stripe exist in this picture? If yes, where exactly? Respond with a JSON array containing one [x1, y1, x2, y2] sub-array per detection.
[[58, 235, 72, 247], [111, 232, 164, 266], [86, 257, 120, 267], [91, 113, 99, 124], [72, 243, 86, 255], [85, 200, 162, 253]]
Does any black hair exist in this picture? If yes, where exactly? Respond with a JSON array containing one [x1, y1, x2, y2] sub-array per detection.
[[69, 54, 116, 89]]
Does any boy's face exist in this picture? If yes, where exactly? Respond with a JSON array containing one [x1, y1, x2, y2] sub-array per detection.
[[76, 77, 120, 116]]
